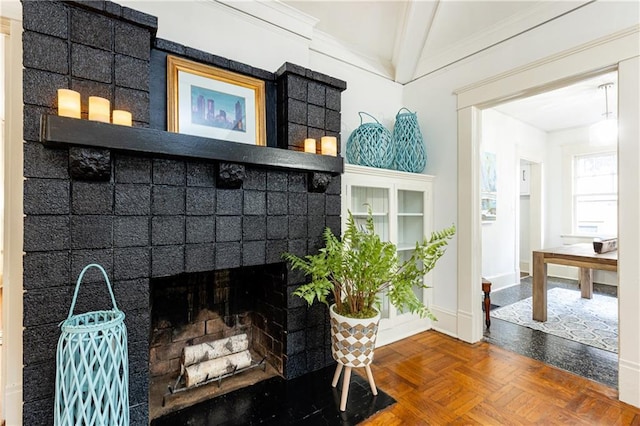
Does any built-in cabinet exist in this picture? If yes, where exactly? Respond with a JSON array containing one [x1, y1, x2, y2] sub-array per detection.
[[341, 164, 434, 347]]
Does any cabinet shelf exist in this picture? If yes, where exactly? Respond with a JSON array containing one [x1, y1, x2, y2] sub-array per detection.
[[351, 212, 388, 217], [398, 213, 423, 217]]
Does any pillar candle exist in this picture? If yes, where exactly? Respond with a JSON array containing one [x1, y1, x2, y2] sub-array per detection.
[[304, 138, 316, 153], [112, 110, 132, 126], [57, 89, 81, 119], [88, 96, 110, 123], [321, 136, 337, 156]]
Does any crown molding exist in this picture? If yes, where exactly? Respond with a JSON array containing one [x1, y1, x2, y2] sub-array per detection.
[[214, 0, 318, 40], [309, 29, 395, 80]]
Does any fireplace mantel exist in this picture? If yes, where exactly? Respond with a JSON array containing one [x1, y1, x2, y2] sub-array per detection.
[[40, 114, 343, 175]]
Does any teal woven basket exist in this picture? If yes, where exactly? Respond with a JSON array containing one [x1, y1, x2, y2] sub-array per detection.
[[54, 264, 129, 426], [346, 112, 395, 169], [393, 107, 427, 173]]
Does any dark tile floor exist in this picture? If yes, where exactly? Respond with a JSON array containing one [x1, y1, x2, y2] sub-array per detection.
[[151, 364, 395, 425], [483, 276, 619, 388]]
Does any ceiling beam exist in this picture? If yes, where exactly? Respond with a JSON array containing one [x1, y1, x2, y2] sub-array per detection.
[[392, 0, 439, 84]]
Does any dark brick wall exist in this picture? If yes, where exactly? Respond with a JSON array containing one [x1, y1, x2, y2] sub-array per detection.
[[22, 1, 346, 424], [22, 1, 157, 423], [276, 63, 346, 153]]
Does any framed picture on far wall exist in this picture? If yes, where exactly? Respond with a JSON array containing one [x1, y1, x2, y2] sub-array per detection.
[[481, 151, 497, 222], [167, 55, 266, 146]]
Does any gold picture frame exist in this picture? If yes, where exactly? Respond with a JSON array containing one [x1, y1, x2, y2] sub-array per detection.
[[167, 55, 266, 146]]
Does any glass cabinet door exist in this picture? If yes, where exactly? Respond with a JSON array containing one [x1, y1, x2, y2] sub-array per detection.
[[397, 190, 425, 310], [350, 186, 389, 241], [350, 185, 390, 319]]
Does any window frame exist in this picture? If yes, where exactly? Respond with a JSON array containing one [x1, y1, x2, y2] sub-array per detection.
[[570, 150, 618, 237]]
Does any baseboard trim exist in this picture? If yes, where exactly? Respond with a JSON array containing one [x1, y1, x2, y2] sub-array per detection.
[[377, 323, 431, 348], [481, 271, 519, 292], [430, 305, 458, 339], [619, 358, 640, 408]]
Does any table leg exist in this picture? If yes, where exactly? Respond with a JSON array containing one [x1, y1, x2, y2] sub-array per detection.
[[532, 251, 547, 322], [482, 280, 491, 329], [579, 267, 593, 299]]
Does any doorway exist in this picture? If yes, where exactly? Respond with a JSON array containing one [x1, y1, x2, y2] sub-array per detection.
[[478, 72, 620, 387], [455, 33, 640, 406]]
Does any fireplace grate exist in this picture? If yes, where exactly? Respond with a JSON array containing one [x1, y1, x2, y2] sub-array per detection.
[[164, 356, 267, 406], [163, 334, 268, 407]]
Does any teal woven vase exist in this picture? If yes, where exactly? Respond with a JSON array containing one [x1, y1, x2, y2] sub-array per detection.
[[393, 108, 426, 173], [346, 112, 395, 169]]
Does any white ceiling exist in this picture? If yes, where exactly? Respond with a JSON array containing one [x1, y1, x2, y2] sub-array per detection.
[[494, 71, 618, 133], [281, 0, 611, 133]]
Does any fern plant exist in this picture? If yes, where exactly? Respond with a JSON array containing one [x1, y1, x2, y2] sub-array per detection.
[[283, 208, 455, 319]]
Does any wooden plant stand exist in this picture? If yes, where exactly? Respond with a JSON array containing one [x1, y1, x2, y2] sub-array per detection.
[[331, 362, 378, 411]]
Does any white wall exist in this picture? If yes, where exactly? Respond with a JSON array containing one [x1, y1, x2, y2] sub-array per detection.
[[480, 109, 546, 290], [403, 0, 638, 316], [520, 194, 530, 271], [308, 52, 403, 152], [122, 1, 311, 73]]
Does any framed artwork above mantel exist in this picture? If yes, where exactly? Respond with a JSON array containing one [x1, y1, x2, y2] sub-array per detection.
[[167, 55, 266, 146]]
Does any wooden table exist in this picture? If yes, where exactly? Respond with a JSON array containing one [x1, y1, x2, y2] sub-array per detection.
[[532, 243, 617, 321]]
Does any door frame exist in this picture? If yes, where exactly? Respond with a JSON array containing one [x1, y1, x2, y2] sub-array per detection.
[[455, 27, 640, 407], [1, 14, 24, 425]]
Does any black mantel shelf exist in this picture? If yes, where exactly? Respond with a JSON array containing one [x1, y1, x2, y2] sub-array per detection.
[[40, 115, 343, 175]]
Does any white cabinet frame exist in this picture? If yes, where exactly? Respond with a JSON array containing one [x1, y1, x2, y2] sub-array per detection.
[[342, 164, 435, 347]]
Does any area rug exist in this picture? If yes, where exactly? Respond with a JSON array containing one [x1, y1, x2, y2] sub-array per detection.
[[490, 288, 618, 353]]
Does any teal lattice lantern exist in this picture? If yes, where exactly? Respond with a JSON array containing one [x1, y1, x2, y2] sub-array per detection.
[[55, 264, 129, 426], [346, 112, 395, 169], [393, 108, 427, 173]]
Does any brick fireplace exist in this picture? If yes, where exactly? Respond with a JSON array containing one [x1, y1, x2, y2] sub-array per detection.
[[22, 1, 346, 424]]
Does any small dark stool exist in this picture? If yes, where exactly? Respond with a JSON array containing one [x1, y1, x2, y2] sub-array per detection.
[[482, 278, 492, 329]]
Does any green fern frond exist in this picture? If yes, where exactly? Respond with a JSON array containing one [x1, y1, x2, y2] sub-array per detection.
[[283, 209, 456, 319]]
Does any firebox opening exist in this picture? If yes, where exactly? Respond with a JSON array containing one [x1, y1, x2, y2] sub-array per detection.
[[149, 263, 286, 419]]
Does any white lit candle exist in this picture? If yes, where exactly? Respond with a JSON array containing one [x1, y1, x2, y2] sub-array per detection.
[[88, 96, 110, 123], [112, 110, 132, 126], [304, 138, 316, 153], [321, 136, 337, 156], [57, 89, 81, 118]]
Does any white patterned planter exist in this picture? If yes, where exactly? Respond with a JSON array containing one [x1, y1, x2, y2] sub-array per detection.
[[329, 304, 381, 367]]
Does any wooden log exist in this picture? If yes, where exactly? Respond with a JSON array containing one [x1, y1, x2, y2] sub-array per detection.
[[184, 350, 252, 387], [182, 334, 249, 367]]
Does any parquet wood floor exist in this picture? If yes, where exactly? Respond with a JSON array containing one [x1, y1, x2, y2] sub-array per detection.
[[361, 330, 640, 425]]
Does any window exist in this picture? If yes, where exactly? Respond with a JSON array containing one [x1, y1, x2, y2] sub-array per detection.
[[573, 152, 617, 236]]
